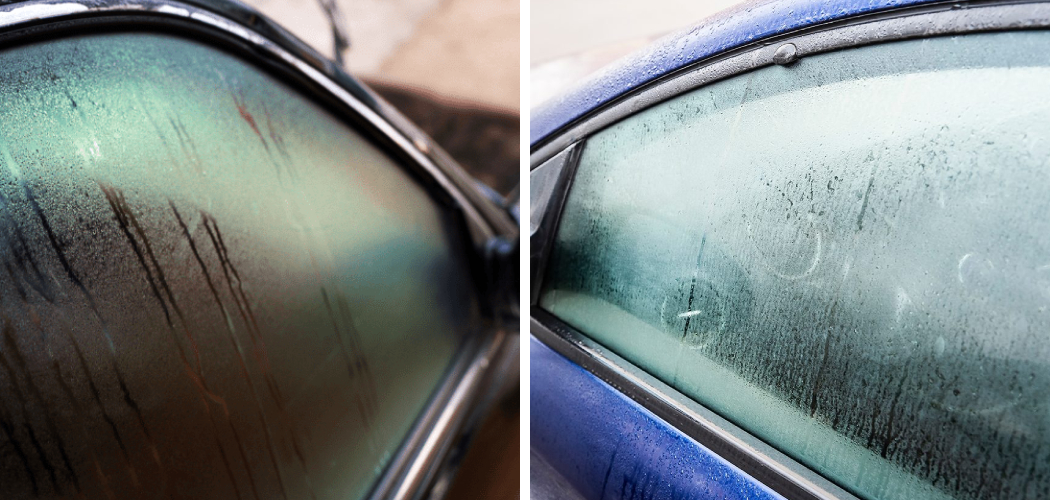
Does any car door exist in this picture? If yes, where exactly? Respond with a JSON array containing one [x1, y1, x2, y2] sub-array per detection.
[[530, 2, 1050, 500], [0, 1, 518, 499]]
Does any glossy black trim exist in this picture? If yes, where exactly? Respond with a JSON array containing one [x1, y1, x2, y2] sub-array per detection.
[[529, 142, 582, 305]]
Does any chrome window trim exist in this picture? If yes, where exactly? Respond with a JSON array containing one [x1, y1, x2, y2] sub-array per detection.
[[0, 2, 516, 498], [368, 328, 515, 500], [530, 2, 1050, 498]]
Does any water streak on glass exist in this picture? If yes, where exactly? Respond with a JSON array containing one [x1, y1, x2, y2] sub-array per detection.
[[0, 32, 480, 499]]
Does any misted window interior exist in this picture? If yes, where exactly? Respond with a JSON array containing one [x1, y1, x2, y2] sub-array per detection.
[[0, 32, 480, 499], [541, 31, 1050, 500]]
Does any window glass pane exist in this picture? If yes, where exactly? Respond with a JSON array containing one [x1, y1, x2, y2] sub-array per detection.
[[541, 31, 1050, 500], [0, 32, 479, 499]]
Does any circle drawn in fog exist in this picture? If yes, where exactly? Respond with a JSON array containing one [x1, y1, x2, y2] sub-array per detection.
[[957, 252, 996, 288], [746, 219, 823, 281]]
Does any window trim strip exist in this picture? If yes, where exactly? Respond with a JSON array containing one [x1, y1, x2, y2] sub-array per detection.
[[531, 308, 857, 500], [368, 329, 514, 500], [530, 0, 1050, 167]]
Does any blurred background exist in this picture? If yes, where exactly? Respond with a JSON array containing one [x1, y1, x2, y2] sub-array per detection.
[[242, 0, 520, 196], [531, 0, 740, 109], [236, 1, 520, 498]]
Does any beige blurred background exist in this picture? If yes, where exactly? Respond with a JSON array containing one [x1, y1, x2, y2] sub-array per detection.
[[245, 0, 519, 111], [531, 0, 741, 109], [242, 0, 521, 196]]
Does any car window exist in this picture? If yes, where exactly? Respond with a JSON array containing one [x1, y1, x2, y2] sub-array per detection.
[[0, 32, 480, 499], [540, 30, 1050, 500]]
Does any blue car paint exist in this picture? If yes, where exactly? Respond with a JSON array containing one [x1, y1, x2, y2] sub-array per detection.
[[530, 0, 942, 146], [530, 337, 785, 500]]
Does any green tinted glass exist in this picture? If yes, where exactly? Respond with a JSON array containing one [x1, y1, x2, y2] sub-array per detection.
[[542, 31, 1050, 500], [0, 32, 479, 499]]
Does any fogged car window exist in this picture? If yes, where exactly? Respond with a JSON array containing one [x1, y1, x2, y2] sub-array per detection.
[[541, 31, 1050, 500], [0, 33, 480, 499]]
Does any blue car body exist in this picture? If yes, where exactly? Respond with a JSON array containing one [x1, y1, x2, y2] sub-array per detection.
[[531, 337, 784, 500]]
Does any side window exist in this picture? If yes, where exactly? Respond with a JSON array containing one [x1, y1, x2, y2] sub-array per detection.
[[540, 31, 1050, 500], [0, 32, 479, 498]]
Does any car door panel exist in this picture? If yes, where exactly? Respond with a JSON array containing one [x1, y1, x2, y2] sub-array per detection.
[[531, 336, 785, 500]]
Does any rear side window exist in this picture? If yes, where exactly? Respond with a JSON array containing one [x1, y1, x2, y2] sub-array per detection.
[[0, 32, 479, 499], [540, 31, 1050, 500]]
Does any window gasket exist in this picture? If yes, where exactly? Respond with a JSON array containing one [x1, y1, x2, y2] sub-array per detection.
[[529, 2, 1050, 499]]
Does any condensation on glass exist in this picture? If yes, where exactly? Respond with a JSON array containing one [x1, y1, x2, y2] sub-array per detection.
[[0, 32, 480, 499], [541, 31, 1050, 500]]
